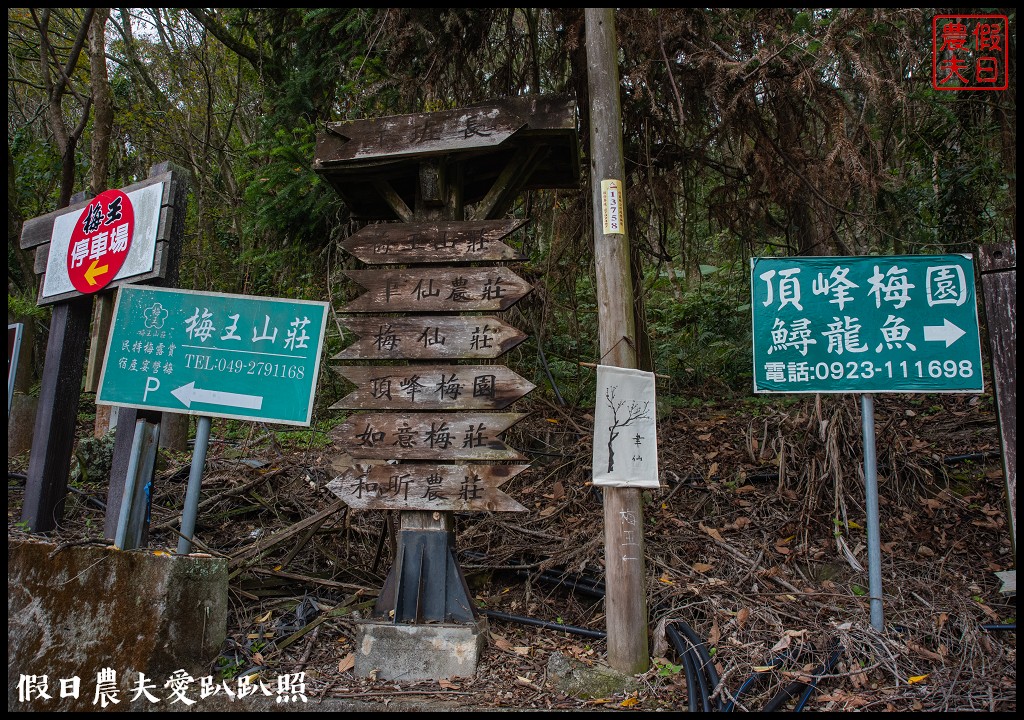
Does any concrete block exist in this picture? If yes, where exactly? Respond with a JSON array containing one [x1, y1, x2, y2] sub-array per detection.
[[354, 617, 488, 681], [8, 538, 227, 712]]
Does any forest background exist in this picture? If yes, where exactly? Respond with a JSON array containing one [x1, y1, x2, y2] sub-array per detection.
[[5, 8, 1017, 712], [9, 8, 1016, 404]]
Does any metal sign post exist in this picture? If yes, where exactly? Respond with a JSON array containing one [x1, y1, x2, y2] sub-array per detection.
[[860, 394, 884, 630], [751, 254, 985, 632], [113, 419, 160, 550], [177, 415, 212, 555], [8, 323, 24, 418]]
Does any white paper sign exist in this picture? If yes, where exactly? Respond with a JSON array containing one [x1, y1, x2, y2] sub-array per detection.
[[592, 365, 659, 488]]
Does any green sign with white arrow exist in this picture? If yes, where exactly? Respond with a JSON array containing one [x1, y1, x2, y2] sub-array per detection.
[[750, 254, 983, 393], [97, 286, 329, 425]]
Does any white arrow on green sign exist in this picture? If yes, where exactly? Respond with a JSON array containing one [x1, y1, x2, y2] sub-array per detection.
[[750, 254, 983, 393], [97, 286, 329, 425]]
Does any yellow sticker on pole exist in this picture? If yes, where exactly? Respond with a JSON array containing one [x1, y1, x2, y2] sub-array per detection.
[[600, 179, 626, 235]]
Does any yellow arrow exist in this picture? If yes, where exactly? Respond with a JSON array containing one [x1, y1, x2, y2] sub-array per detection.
[[84, 259, 109, 286]]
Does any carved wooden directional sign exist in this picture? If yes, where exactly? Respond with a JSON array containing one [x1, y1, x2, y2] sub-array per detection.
[[315, 105, 527, 165], [334, 316, 527, 361], [341, 219, 527, 265], [327, 463, 528, 512], [332, 412, 527, 461], [341, 267, 532, 313], [332, 364, 535, 410]]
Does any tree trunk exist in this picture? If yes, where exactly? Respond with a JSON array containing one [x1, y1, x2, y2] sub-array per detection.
[[88, 8, 113, 196]]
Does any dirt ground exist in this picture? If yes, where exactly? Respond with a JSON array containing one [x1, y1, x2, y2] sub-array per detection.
[[7, 390, 1017, 712]]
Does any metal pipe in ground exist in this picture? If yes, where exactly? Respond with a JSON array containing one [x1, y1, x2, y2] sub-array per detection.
[[861, 394, 884, 632], [177, 415, 212, 555], [114, 419, 147, 550]]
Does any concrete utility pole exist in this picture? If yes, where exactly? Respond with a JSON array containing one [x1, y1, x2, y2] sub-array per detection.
[[585, 7, 650, 674]]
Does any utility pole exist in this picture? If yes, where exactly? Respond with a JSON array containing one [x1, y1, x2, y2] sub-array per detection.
[[585, 7, 650, 674]]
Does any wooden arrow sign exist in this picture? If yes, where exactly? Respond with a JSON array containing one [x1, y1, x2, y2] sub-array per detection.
[[340, 219, 527, 265], [331, 412, 527, 461], [327, 463, 528, 512], [315, 105, 527, 165], [341, 267, 532, 313], [331, 364, 535, 411], [334, 316, 527, 360]]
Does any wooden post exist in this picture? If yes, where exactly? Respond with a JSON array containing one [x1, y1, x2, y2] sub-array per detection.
[[585, 7, 650, 674], [20, 295, 93, 531], [978, 243, 1016, 559], [103, 161, 190, 540], [21, 186, 96, 532], [87, 290, 115, 436]]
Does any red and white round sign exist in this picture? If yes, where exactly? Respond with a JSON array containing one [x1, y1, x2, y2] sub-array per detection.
[[66, 188, 134, 294]]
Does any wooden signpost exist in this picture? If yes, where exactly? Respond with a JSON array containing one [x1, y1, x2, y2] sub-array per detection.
[[340, 267, 532, 313], [316, 104, 528, 164], [18, 162, 188, 534], [332, 412, 528, 461], [314, 93, 579, 682], [340, 219, 526, 264], [978, 243, 1016, 588], [332, 364, 535, 410], [333, 316, 527, 361], [327, 463, 528, 513]]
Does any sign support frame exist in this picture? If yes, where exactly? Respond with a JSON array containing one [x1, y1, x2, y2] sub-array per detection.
[[860, 394, 884, 631], [8, 322, 24, 418], [177, 415, 212, 555]]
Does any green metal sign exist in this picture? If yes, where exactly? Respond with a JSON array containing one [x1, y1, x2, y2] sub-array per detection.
[[751, 255, 983, 393], [98, 286, 329, 425]]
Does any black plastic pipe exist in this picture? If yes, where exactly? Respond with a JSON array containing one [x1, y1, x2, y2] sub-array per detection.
[[722, 651, 791, 712], [762, 644, 843, 712], [667, 622, 708, 712], [676, 619, 724, 711], [793, 646, 844, 712], [480, 609, 607, 640], [537, 571, 606, 598]]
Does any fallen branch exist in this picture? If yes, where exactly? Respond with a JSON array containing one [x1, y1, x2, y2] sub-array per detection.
[[275, 595, 376, 652], [703, 530, 804, 595], [249, 566, 372, 594], [229, 500, 347, 568], [151, 469, 284, 531]]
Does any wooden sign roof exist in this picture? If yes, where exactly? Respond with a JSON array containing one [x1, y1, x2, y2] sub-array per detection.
[[316, 105, 527, 164], [331, 411, 527, 461], [334, 316, 527, 360], [340, 219, 526, 264], [331, 364, 535, 411], [340, 267, 532, 313], [312, 94, 580, 220], [327, 463, 528, 512]]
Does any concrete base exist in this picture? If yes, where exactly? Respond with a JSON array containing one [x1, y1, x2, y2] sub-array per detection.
[[8, 538, 227, 712], [354, 617, 488, 681]]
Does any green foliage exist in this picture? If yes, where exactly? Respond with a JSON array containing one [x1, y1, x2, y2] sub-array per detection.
[[215, 655, 245, 682], [71, 432, 117, 487], [233, 119, 344, 297], [7, 294, 48, 322], [653, 657, 684, 677], [273, 416, 340, 451], [647, 262, 753, 393]]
